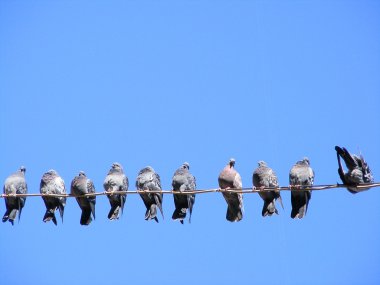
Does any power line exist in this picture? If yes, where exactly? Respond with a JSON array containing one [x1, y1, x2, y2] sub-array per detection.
[[1, 182, 380, 198]]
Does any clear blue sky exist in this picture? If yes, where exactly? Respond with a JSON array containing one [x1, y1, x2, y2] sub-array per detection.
[[1, 1, 379, 285]]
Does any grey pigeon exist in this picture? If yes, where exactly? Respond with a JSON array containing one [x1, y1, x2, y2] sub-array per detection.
[[335, 146, 374, 194], [218, 158, 244, 222], [136, 166, 163, 223], [40, 170, 66, 225], [253, 161, 283, 217], [289, 158, 314, 219], [71, 171, 96, 225], [172, 162, 196, 224], [103, 162, 128, 220], [2, 166, 27, 225]]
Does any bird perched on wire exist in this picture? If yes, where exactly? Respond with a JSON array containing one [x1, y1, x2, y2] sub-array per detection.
[[71, 171, 96, 225], [2, 166, 28, 225], [103, 162, 128, 220], [40, 169, 66, 225], [172, 162, 196, 224], [253, 161, 283, 217], [335, 146, 374, 194], [289, 157, 314, 219], [136, 166, 163, 223], [218, 158, 244, 222]]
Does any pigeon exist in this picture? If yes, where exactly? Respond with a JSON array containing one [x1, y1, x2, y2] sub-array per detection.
[[71, 171, 96, 225], [289, 158, 314, 219], [253, 161, 283, 217], [218, 158, 244, 222], [172, 162, 196, 224], [40, 170, 67, 225], [2, 166, 28, 225], [335, 146, 374, 194], [136, 166, 163, 223], [103, 162, 128, 220]]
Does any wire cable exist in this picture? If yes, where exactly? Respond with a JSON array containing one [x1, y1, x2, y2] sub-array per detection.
[[1, 183, 380, 198]]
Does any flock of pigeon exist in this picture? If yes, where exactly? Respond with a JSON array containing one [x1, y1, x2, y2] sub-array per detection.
[[2, 146, 375, 226]]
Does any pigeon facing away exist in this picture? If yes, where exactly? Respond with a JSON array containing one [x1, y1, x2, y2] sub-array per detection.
[[335, 146, 374, 194], [2, 166, 28, 225], [71, 171, 96, 225], [172, 162, 196, 224], [40, 170, 67, 225], [289, 158, 314, 219], [136, 166, 163, 223], [218, 158, 244, 222], [253, 161, 283, 217], [103, 162, 128, 220]]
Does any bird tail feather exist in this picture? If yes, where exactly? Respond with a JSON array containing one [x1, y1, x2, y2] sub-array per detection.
[[43, 209, 57, 225], [108, 205, 120, 220], [80, 209, 92, 225], [226, 206, 243, 222]]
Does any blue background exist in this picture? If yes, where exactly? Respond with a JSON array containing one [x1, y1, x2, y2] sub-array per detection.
[[1, 1, 379, 284]]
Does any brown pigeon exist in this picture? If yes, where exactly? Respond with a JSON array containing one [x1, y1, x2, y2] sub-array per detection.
[[218, 158, 244, 222]]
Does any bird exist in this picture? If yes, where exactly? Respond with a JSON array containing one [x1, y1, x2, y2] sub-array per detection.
[[2, 166, 28, 225], [171, 162, 196, 224], [136, 166, 163, 223], [103, 162, 128, 220], [40, 169, 66, 225], [70, 171, 96, 225], [289, 157, 314, 219], [253, 161, 283, 217], [335, 146, 374, 194], [218, 158, 244, 222]]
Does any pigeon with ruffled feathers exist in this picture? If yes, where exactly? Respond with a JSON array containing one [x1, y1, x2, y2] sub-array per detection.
[[253, 161, 283, 217], [335, 146, 374, 194]]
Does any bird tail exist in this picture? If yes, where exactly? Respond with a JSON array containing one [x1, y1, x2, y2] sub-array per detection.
[[291, 191, 311, 219], [154, 194, 164, 220], [89, 199, 96, 221], [226, 205, 243, 222], [172, 207, 186, 224], [145, 204, 159, 223], [262, 200, 278, 217], [80, 209, 93, 225], [108, 205, 120, 220], [43, 209, 57, 225], [2, 208, 18, 225], [58, 203, 65, 224]]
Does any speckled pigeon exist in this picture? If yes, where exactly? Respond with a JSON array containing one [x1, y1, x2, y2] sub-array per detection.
[[71, 171, 96, 225], [2, 166, 28, 225], [253, 161, 283, 217], [40, 169, 66, 225], [172, 162, 196, 224], [103, 162, 128, 220], [289, 157, 314, 219], [136, 166, 163, 223], [218, 158, 244, 222], [335, 146, 374, 194]]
